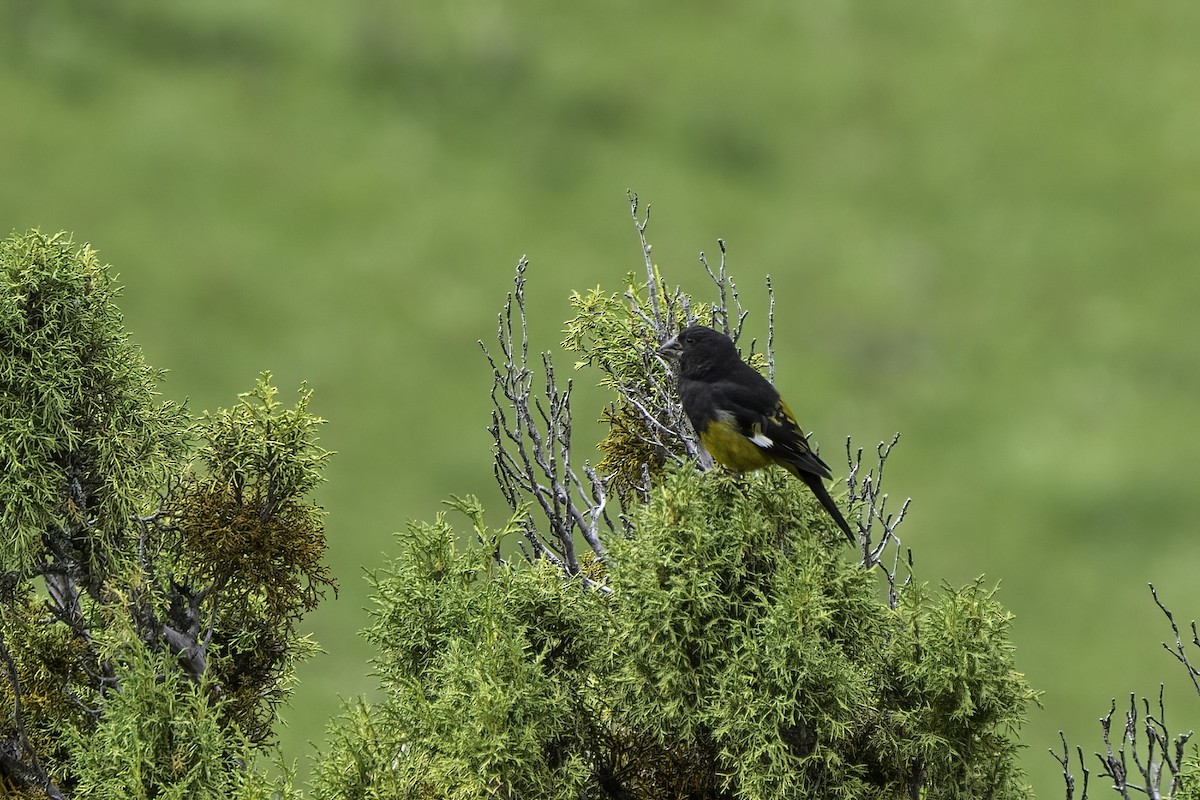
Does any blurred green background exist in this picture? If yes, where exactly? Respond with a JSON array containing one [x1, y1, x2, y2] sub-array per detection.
[[4, 2, 1199, 793]]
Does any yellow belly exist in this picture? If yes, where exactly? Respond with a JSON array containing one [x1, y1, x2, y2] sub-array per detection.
[[699, 422, 773, 473]]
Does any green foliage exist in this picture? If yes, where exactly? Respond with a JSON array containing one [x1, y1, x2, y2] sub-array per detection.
[[314, 259, 1037, 798], [65, 622, 300, 800], [0, 585, 96, 789], [563, 273, 700, 499], [0, 231, 332, 797], [0, 230, 187, 573], [195, 373, 330, 522], [606, 469, 877, 795], [313, 498, 601, 800], [1180, 751, 1200, 800], [881, 580, 1031, 794], [316, 473, 1035, 799], [610, 469, 1034, 799], [173, 374, 335, 743]]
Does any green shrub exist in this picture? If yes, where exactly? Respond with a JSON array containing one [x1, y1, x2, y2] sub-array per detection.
[[314, 221, 1036, 798], [0, 230, 329, 798]]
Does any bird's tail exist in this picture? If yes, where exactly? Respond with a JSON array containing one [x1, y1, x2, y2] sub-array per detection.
[[800, 473, 856, 545]]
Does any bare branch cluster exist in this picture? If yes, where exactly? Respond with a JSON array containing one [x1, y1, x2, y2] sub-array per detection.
[[846, 433, 912, 604], [1054, 585, 1198, 799], [483, 259, 614, 582]]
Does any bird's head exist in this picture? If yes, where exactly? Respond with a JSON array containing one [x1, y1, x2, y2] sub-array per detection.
[[658, 325, 741, 376]]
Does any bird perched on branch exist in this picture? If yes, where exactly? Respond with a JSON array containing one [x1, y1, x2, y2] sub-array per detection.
[[659, 325, 855, 544]]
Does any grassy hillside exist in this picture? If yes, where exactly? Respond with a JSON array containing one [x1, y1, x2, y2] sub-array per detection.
[[4, 2, 1200, 792]]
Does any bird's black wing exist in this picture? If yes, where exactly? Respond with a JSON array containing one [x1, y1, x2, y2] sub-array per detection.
[[705, 366, 833, 481]]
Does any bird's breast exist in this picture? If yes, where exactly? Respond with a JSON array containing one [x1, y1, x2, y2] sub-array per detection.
[[699, 413, 773, 473]]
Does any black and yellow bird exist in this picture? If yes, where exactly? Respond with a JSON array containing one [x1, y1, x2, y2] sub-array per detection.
[[659, 325, 855, 543]]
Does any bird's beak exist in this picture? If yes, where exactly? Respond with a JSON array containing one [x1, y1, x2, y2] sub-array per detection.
[[658, 334, 682, 360]]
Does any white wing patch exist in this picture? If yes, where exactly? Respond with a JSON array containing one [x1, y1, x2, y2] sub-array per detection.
[[716, 409, 775, 450]]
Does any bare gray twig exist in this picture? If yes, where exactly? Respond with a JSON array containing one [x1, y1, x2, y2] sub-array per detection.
[[846, 433, 911, 596], [1152, 583, 1200, 696], [1052, 731, 1091, 800]]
